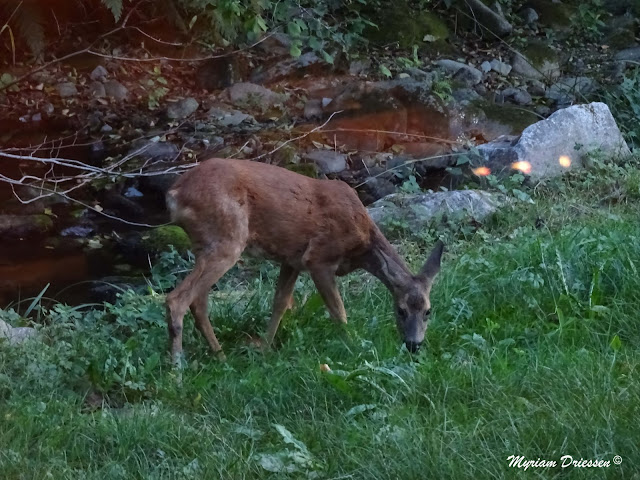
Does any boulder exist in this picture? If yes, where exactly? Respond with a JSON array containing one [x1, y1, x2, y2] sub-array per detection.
[[501, 87, 532, 105], [103, 80, 129, 101], [490, 59, 512, 76], [474, 102, 631, 179], [251, 52, 323, 84], [0, 214, 53, 239], [207, 106, 254, 127], [368, 190, 507, 232], [545, 77, 598, 106], [90, 65, 108, 81], [56, 82, 77, 97], [88, 81, 106, 98], [511, 51, 560, 80], [436, 60, 483, 85]]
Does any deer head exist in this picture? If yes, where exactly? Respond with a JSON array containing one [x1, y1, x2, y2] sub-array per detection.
[[391, 241, 444, 353]]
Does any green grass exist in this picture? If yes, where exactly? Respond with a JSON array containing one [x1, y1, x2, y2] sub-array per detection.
[[2, 157, 640, 479]]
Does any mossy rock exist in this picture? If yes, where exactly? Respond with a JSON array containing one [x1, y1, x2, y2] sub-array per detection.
[[286, 163, 318, 178], [363, 3, 449, 49], [525, 0, 573, 27], [141, 225, 191, 254]]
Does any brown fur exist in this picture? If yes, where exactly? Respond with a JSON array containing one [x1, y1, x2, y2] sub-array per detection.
[[165, 158, 443, 363]]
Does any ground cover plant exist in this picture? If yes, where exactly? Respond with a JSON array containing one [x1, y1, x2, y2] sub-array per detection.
[[1, 155, 640, 479]]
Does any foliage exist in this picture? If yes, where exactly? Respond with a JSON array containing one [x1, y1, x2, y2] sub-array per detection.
[[570, 0, 607, 42], [603, 67, 640, 148]]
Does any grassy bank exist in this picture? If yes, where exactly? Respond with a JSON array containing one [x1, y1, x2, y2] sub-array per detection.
[[1, 156, 639, 479]]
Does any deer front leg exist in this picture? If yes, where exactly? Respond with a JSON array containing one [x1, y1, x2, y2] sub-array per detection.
[[166, 244, 242, 366], [308, 267, 347, 324], [265, 264, 300, 346]]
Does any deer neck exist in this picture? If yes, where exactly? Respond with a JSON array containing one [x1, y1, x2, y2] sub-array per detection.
[[363, 229, 414, 295]]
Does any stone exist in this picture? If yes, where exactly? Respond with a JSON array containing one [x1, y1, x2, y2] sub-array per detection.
[[103, 80, 128, 101], [474, 102, 631, 180], [167, 97, 199, 119], [60, 224, 96, 238], [521, 7, 539, 24], [358, 177, 397, 205], [207, 106, 253, 126], [56, 82, 77, 97], [461, 0, 513, 37], [490, 59, 512, 76], [534, 105, 551, 117], [480, 61, 492, 73], [511, 52, 560, 80], [303, 150, 348, 174], [255, 32, 292, 56], [349, 59, 371, 76], [225, 83, 286, 108], [453, 88, 481, 103], [436, 60, 483, 85], [528, 80, 546, 97], [0, 319, 38, 345], [90, 65, 108, 81], [546, 77, 598, 105], [502, 87, 532, 105], [615, 46, 640, 62], [89, 81, 106, 98], [303, 99, 323, 119], [453, 67, 483, 87], [368, 190, 507, 232], [0, 214, 53, 239]]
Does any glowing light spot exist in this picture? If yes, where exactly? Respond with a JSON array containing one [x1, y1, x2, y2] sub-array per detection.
[[559, 155, 571, 168], [511, 161, 532, 174], [472, 166, 491, 176]]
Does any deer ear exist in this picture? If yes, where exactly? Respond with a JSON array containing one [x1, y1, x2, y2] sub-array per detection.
[[418, 240, 444, 284]]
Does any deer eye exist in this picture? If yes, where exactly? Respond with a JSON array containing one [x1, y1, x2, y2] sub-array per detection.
[[396, 306, 407, 318], [425, 309, 431, 317]]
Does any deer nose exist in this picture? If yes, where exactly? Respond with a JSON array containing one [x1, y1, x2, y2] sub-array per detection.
[[405, 341, 422, 353]]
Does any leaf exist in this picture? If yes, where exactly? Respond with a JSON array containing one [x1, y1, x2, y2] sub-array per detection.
[[290, 43, 302, 58], [321, 50, 334, 65], [287, 21, 301, 36], [379, 64, 392, 78], [273, 424, 309, 454], [423, 34, 437, 42], [258, 453, 288, 473], [610, 335, 622, 351], [188, 15, 198, 30], [101, 0, 123, 22]]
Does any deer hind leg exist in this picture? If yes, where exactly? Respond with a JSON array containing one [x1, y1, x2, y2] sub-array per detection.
[[166, 243, 243, 366], [307, 266, 347, 324], [190, 288, 224, 360], [265, 264, 300, 346]]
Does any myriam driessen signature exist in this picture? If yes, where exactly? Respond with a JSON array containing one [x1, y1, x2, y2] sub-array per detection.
[[507, 455, 620, 471]]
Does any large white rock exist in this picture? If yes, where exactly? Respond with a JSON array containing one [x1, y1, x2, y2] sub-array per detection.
[[476, 102, 631, 179]]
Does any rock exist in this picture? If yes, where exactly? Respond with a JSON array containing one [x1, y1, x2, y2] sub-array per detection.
[[528, 80, 546, 97], [304, 99, 323, 119], [358, 177, 397, 204], [521, 7, 539, 24], [101, 124, 113, 133], [167, 97, 199, 119], [128, 138, 180, 163], [141, 225, 191, 254], [103, 80, 128, 101], [490, 59, 512, 76], [453, 87, 481, 103], [207, 106, 253, 126], [251, 51, 323, 84], [0, 215, 53, 239], [31, 113, 42, 122], [303, 150, 348, 174], [461, 0, 513, 37], [615, 46, 640, 62], [511, 51, 560, 80], [196, 56, 240, 91], [546, 77, 598, 106], [502, 87, 532, 105], [453, 67, 483, 87], [255, 32, 292, 56], [56, 82, 78, 97], [124, 186, 144, 198], [89, 81, 106, 98], [475, 102, 631, 179], [349, 59, 371, 76], [534, 105, 551, 117], [42, 103, 54, 115], [225, 83, 286, 108], [480, 61, 492, 73], [0, 319, 38, 345], [436, 60, 483, 85], [368, 190, 507, 232], [90, 65, 108, 81], [60, 224, 95, 238]]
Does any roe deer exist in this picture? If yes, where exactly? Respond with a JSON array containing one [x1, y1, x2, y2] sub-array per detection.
[[165, 158, 443, 364]]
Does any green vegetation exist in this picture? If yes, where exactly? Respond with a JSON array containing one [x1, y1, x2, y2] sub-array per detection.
[[2, 154, 640, 478]]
